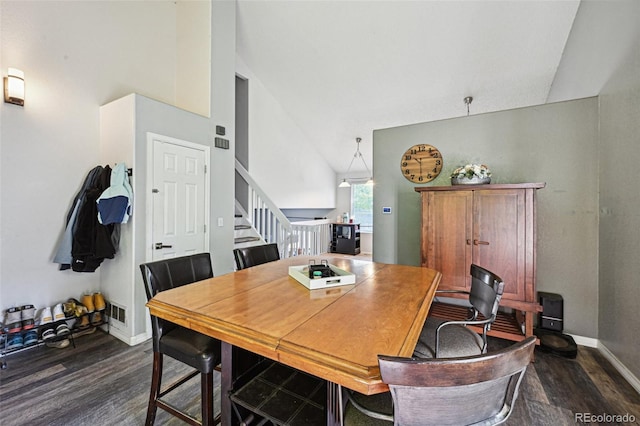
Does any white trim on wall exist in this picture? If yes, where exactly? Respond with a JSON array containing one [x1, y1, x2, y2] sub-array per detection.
[[598, 341, 640, 394], [565, 334, 640, 394]]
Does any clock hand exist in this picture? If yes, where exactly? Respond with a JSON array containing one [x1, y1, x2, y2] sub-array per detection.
[[414, 158, 423, 175]]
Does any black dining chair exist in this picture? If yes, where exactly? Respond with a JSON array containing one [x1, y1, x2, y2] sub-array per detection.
[[414, 264, 505, 358], [344, 337, 535, 425], [140, 253, 221, 426], [233, 243, 280, 270]]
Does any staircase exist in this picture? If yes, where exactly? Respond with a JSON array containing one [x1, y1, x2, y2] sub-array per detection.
[[235, 160, 331, 258], [234, 213, 264, 248]]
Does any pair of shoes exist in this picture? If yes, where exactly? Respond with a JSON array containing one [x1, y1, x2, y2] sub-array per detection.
[[41, 326, 56, 341], [23, 330, 38, 346], [6, 333, 24, 350], [81, 292, 106, 313], [56, 323, 70, 337], [90, 311, 103, 326], [66, 298, 88, 318], [4, 305, 38, 332]]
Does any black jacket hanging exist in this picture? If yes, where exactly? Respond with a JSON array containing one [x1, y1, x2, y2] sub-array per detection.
[[71, 165, 116, 272]]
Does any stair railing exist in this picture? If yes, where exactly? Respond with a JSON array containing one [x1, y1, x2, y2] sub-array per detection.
[[235, 159, 330, 257]]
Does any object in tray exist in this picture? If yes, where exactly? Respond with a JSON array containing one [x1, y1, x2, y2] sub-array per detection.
[[289, 261, 356, 290], [307, 259, 336, 278]]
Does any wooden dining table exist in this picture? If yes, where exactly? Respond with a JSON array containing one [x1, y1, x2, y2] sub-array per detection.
[[146, 255, 441, 425]]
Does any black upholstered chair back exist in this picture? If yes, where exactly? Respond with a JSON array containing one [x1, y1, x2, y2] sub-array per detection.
[[233, 243, 280, 270], [468, 264, 505, 320], [140, 253, 213, 351], [139, 252, 220, 425], [379, 337, 535, 426]]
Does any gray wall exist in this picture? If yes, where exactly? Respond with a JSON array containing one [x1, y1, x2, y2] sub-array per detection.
[[598, 21, 640, 377], [373, 97, 599, 338]]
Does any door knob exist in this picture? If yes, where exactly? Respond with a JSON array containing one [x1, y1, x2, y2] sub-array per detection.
[[155, 242, 173, 250], [473, 239, 490, 245]]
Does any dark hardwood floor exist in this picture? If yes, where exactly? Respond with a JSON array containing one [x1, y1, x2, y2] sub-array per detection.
[[1, 330, 638, 425]]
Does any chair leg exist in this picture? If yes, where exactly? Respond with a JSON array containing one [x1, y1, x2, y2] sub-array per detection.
[[146, 352, 163, 426], [201, 371, 215, 426]]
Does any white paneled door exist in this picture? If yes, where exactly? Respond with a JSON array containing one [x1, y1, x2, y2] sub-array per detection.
[[150, 134, 209, 261]]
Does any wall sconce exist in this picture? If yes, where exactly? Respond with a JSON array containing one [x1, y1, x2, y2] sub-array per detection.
[[4, 68, 25, 106]]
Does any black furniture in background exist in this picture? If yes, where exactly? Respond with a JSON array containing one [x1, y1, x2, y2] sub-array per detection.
[[330, 223, 360, 255]]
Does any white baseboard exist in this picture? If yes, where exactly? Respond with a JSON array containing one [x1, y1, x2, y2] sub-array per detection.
[[109, 327, 151, 346], [566, 333, 640, 394], [598, 341, 640, 394], [568, 333, 598, 348]]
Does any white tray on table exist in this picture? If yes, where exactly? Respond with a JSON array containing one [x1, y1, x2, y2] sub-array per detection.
[[288, 263, 356, 290]]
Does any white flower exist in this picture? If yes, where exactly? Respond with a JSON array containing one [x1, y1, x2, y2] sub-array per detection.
[[451, 163, 491, 179]]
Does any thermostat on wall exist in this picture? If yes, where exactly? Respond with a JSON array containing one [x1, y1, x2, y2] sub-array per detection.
[[382, 207, 392, 214]]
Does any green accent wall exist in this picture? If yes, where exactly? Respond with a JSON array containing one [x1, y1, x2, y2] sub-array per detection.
[[373, 97, 599, 339]]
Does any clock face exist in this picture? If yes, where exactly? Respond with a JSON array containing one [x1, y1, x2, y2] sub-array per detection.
[[400, 144, 443, 183]]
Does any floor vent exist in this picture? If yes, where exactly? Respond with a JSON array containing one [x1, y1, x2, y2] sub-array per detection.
[[109, 302, 126, 326]]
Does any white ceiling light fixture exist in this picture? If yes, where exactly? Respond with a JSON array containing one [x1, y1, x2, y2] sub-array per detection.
[[339, 137, 373, 188]]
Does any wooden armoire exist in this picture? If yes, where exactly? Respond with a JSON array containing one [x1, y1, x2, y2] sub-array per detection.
[[415, 183, 545, 342]]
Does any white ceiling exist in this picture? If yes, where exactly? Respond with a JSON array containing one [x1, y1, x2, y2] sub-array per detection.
[[235, 0, 632, 174]]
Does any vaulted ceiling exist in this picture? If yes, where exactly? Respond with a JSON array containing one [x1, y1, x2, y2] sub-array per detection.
[[236, 1, 633, 174]]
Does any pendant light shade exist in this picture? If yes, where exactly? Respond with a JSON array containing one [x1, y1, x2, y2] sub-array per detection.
[[339, 137, 373, 187]]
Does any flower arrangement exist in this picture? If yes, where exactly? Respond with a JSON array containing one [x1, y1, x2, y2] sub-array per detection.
[[451, 163, 492, 180]]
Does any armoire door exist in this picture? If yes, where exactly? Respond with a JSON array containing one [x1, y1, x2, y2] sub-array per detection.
[[473, 189, 526, 301], [422, 190, 473, 291]]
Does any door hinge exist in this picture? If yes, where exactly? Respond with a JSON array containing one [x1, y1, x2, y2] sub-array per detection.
[[204, 224, 207, 232], [204, 165, 207, 174]]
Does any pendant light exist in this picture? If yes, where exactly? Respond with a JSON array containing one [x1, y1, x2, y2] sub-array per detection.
[[339, 137, 373, 187], [464, 96, 473, 116]]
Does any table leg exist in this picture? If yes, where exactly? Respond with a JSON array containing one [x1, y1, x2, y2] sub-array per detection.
[[221, 342, 233, 426], [327, 382, 346, 426]]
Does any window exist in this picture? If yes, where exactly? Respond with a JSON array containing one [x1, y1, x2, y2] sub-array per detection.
[[351, 183, 373, 233]]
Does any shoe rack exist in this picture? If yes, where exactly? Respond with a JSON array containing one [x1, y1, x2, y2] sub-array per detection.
[[1, 294, 109, 369]]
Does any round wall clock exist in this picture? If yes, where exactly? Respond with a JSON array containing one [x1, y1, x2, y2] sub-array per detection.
[[400, 144, 443, 183]]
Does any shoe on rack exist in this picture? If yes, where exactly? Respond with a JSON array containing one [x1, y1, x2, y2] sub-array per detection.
[[23, 329, 39, 346], [90, 311, 102, 326], [55, 323, 71, 337], [21, 304, 36, 330], [53, 304, 65, 321], [75, 304, 88, 318], [46, 338, 70, 349], [6, 333, 24, 350], [93, 292, 106, 311], [5, 307, 22, 333], [63, 300, 76, 317], [78, 315, 91, 330], [41, 325, 56, 341], [40, 307, 53, 325], [72, 326, 96, 338], [81, 294, 95, 313]]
